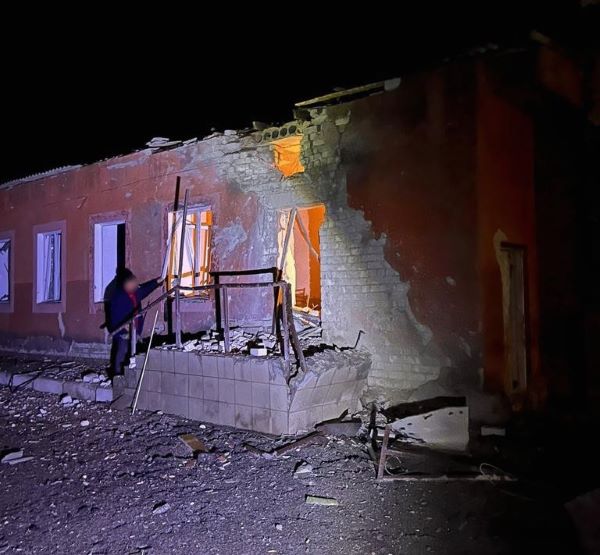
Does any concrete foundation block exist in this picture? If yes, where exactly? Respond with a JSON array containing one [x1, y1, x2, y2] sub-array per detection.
[[161, 373, 188, 396], [204, 399, 219, 422], [271, 410, 289, 436], [235, 404, 253, 429], [96, 386, 113, 403], [234, 380, 252, 407], [251, 360, 271, 384], [11, 373, 36, 389], [289, 410, 311, 434], [252, 407, 271, 434], [173, 350, 189, 373], [289, 388, 313, 412], [234, 359, 252, 382], [142, 370, 162, 393], [0, 370, 10, 386], [160, 350, 175, 373], [189, 353, 202, 375], [219, 401, 235, 427], [64, 381, 97, 401], [33, 376, 64, 395], [189, 375, 203, 399], [160, 394, 189, 419], [188, 399, 204, 421], [218, 357, 235, 380], [219, 379, 235, 404], [203, 376, 219, 401], [252, 382, 270, 409], [203, 356, 219, 378], [136, 390, 161, 411], [270, 384, 289, 411]]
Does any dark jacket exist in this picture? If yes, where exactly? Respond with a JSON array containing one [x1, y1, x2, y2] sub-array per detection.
[[106, 279, 160, 334]]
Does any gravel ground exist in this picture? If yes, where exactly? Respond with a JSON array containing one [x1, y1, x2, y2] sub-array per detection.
[[0, 387, 579, 554]]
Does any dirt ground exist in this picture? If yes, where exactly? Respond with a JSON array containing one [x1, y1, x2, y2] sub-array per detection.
[[0, 385, 581, 554]]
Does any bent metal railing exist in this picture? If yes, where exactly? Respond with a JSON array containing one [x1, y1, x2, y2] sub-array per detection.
[[110, 279, 302, 375]]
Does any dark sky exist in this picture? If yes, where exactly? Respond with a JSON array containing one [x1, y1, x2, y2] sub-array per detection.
[[1, 2, 587, 183]]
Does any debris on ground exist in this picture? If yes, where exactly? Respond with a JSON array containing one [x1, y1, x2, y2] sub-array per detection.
[[293, 461, 313, 477], [152, 501, 171, 515], [305, 495, 339, 506], [1, 449, 24, 463], [178, 433, 208, 455], [481, 426, 506, 437]]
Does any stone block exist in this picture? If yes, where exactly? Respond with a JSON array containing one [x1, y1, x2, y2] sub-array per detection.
[[310, 386, 329, 406], [160, 350, 175, 373], [270, 385, 289, 412], [142, 371, 161, 393], [271, 410, 288, 436], [0, 370, 10, 386], [188, 399, 204, 421], [332, 367, 350, 384], [235, 404, 252, 430], [144, 350, 160, 372], [161, 394, 189, 419], [136, 390, 160, 411], [252, 360, 271, 384], [219, 379, 235, 404], [203, 355, 219, 377], [219, 401, 235, 427], [322, 402, 345, 421], [189, 354, 202, 375], [64, 381, 97, 401], [269, 363, 288, 386], [161, 373, 188, 396], [204, 400, 219, 423], [33, 376, 64, 395], [11, 373, 35, 389], [96, 386, 113, 403], [203, 376, 219, 401], [218, 357, 235, 380], [173, 350, 189, 373], [234, 359, 253, 382], [252, 407, 271, 434], [234, 380, 252, 407], [189, 375, 204, 399], [306, 405, 324, 429], [289, 410, 311, 434], [289, 388, 314, 412], [327, 382, 349, 403], [315, 370, 334, 388], [252, 382, 270, 409]]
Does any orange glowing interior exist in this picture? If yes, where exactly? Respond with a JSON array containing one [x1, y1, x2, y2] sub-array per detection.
[[273, 136, 305, 177]]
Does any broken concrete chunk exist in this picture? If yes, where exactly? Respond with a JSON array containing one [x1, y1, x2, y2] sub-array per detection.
[[305, 495, 338, 506], [1, 449, 24, 463], [481, 426, 506, 437], [250, 347, 267, 357], [80, 420, 90, 427], [60, 394, 73, 405], [294, 462, 313, 477], [152, 501, 171, 515]]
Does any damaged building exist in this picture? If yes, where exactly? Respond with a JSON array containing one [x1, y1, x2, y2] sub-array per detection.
[[0, 38, 598, 434]]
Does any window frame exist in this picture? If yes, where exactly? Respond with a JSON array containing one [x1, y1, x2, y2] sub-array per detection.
[[166, 205, 213, 300], [0, 230, 14, 313], [93, 219, 126, 304], [32, 221, 66, 313]]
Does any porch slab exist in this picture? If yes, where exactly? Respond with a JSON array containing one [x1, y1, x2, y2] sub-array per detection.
[[126, 349, 370, 435]]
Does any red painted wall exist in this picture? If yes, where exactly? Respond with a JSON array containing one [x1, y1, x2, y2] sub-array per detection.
[[344, 63, 481, 373]]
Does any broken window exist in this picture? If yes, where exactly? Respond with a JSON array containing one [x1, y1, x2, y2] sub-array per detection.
[[93, 221, 126, 302], [278, 205, 325, 315], [167, 207, 213, 297], [36, 230, 62, 303], [0, 239, 10, 303], [273, 136, 304, 177]]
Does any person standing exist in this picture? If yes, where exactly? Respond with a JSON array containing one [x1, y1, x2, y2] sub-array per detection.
[[105, 268, 162, 378]]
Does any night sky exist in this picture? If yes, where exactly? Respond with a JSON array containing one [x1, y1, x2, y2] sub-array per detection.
[[1, 2, 589, 183]]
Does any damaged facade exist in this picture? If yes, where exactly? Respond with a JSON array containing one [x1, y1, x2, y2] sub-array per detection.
[[1, 39, 598, 431]]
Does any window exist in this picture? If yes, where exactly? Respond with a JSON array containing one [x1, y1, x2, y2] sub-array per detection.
[[36, 230, 62, 303], [0, 239, 10, 303], [93, 221, 126, 302], [167, 207, 212, 296]]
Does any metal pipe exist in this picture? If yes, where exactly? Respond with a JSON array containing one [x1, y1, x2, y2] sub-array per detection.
[[131, 307, 160, 415], [175, 189, 189, 349]]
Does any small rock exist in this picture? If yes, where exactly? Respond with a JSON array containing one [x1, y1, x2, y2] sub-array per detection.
[[80, 420, 90, 427], [294, 462, 314, 477], [275, 524, 283, 531], [60, 394, 73, 405], [152, 501, 171, 515], [1, 449, 24, 463]]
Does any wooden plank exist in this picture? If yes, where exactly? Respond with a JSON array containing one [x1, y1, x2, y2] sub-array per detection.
[[280, 284, 290, 374], [285, 283, 308, 374], [272, 208, 297, 334], [294, 214, 320, 262], [175, 189, 189, 349]]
